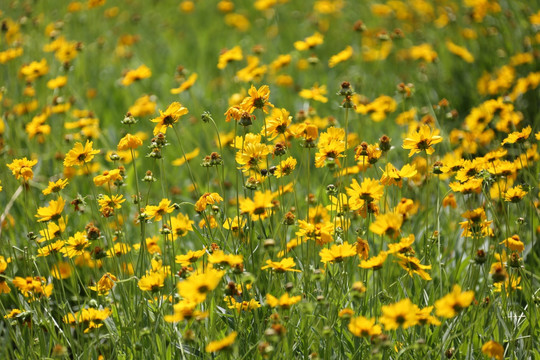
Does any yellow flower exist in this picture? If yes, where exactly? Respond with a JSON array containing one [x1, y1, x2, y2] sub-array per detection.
[[164, 299, 205, 322], [329, 45, 353, 68], [19, 58, 49, 82], [35, 197, 66, 222], [294, 32, 324, 51], [396, 255, 432, 280], [481, 340, 504, 360], [208, 250, 243, 267], [145, 198, 175, 221], [261, 257, 301, 273], [499, 235, 524, 253], [348, 316, 382, 337], [299, 83, 328, 103], [408, 43, 437, 62], [175, 248, 206, 266], [239, 190, 275, 220], [235, 142, 271, 172], [346, 178, 384, 210], [380, 298, 419, 330], [206, 332, 237, 353], [387, 234, 415, 254], [61, 231, 90, 258], [402, 124, 442, 157], [129, 95, 156, 117], [170, 213, 194, 239], [503, 185, 527, 202], [194, 192, 223, 212], [63, 140, 100, 167], [178, 267, 225, 303], [0, 256, 11, 294], [501, 125, 531, 146], [435, 285, 474, 318], [42, 178, 69, 195], [319, 242, 357, 264], [138, 272, 166, 292], [51, 262, 72, 280], [225, 297, 261, 312], [121, 64, 152, 86], [63, 307, 111, 333], [117, 133, 143, 150], [93, 169, 123, 186], [369, 213, 403, 238], [263, 108, 293, 140], [88, 272, 117, 295], [13, 276, 53, 299], [416, 306, 441, 326], [46, 75, 68, 89], [359, 251, 387, 270], [274, 156, 297, 178], [150, 102, 189, 135], [445, 40, 474, 63], [217, 46, 243, 70], [240, 84, 274, 114], [170, 73, 198, 94], [7, 157, 38, 181], [266, 293, 302, 308], [296, 220, 334, 245], [380, 163, 417, 187], [493, 275, 521, 294]]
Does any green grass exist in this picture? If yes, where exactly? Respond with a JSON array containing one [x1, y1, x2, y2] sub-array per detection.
[[0, 0, 539, 359]]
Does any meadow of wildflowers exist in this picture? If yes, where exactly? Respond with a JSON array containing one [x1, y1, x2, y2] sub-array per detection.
[[0, 0, 539, 359]]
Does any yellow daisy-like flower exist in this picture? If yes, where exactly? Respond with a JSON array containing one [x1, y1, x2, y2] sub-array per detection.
[[194, 192, 223, 212], [7, 157, 38, 181], [261, 257, 301, 273], [274, 156, 297, 178], [445, 40, 474, 63], [329, 45, 354, 68], [121, 64, 151, 86], [396, 255, 432, 280], [266, 293, 302, 308], [178, 267, 225, 304], [61, 231, 90, 258], [503, 185, 527, 202], [145, 198, 175, 222], [138, 272, 166, 292], [434, 285, 475, 318], [481, 340, 504, 360], [501, 125, 531, 146], [499, 235, 524, 253], [380, 163, 417, 187], [299, 83, 328, 103], [346, 178, 384, 210], [117, 133, 143, 150], [294, 32, 324, 51], [205, 332, 237, 353], [63, 140, 100, 167], [240, 84, 274, 114], [402, 124, 443, 157], [88, 272, 117, 295], [217, 46, 243, 70], [42, 178, 69, 195], [359, 251, 387, 270], [170, 73, 198, 94], [380, 298, 419, 330], [150, 102, 189, 135], [319, 242, 357, 264], [46, 75, 68, 89], [35, 197, 66, 223], [175, 248, 206, 266], [369, 213, 403, 238], [348, 316, 382, 337]]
